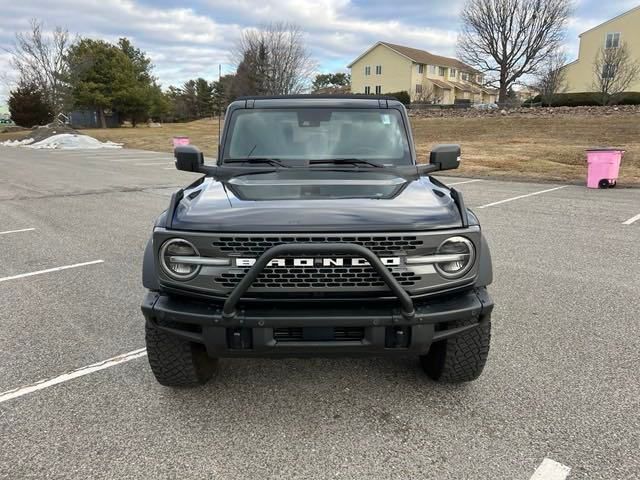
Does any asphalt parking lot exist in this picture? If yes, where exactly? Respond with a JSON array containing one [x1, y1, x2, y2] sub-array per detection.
[[1, 146, 639, 480]]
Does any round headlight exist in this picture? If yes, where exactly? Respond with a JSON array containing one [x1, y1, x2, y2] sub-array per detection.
[[435, 236, 475, 279], [159, 238, 200, 280]]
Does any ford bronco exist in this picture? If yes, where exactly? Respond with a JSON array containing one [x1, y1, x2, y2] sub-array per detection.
[[141, 95, 494, 387]]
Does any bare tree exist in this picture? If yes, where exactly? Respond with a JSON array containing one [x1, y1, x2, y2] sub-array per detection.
[[534, 50, 567, 105], [458, 0, 572, 103], [592, 42, 640, 105], [4, 19, 71, 115], [233, 23, 317, 95], [414, 82, 439, 103]]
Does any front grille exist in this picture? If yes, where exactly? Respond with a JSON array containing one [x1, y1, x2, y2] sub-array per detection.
[[273, 327, 365, 342], [216, 265, 421, 289], [211, 235, 424, 256]]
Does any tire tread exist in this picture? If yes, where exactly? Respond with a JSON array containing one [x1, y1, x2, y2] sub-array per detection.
[[145, 320, 216, 387], [421, 316, 491, 383]]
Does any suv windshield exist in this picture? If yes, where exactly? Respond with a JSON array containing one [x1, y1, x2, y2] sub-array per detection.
[[222, 108, 412, 166]]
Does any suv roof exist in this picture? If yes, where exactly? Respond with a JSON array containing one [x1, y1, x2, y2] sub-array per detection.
[[230, 94, 405, 109], [236, 94, 398, 101]]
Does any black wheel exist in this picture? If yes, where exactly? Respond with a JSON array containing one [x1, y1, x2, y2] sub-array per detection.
[[598, 179, 610, 189], [145, 320, 217, 387], [420, 316, 491, 383], [609, 180, 617, 188]]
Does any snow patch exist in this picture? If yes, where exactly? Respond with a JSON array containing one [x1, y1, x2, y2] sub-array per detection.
[[1, 134, 122, 150]]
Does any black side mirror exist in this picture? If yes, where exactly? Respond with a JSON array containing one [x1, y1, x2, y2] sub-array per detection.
[[175, 145, 204, 172], [429, 144, 461, 171]]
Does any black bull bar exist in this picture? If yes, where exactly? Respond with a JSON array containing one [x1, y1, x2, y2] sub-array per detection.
[[221, 243, 416, 321]]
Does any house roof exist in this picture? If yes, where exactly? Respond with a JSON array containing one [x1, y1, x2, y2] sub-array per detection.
[[448, 81, 481, 93], [429, 79, 453, 90], [347, 41, 481, 74], [579, 5, 640, 37]]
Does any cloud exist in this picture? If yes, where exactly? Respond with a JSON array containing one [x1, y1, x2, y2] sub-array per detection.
[[0, 0, 635, 106]]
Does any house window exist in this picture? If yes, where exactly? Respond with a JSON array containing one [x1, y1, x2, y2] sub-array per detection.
[[438, 67, 447, 76], [477, 74, 483, 83], [418, 64, 424, 74], [375, 65, 382, 75], [606, 33, 621, 49], [364, 86, 371, 94], [602, 63, 616, 79], [365, 66, 371, 76], [375, 85, 382, 94], [415, 84, 423, 94], [429, 65, 436, 74], [461, 72, 469, 81], [450, 68, 457, 78]]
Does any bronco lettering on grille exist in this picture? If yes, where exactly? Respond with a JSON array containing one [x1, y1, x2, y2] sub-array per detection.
[[235, 257, 401, 267]]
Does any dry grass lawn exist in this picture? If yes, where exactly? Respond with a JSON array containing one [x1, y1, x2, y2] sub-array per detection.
[[411, 115, 640, 185], [2, 115, 638, 184]]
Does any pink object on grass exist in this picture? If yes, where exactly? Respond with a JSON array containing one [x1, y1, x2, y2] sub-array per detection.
[[172, 136, 190, 147], [586, 148, 624, 189]]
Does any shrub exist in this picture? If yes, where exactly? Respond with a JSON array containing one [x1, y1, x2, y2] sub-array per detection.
[[8, 84, 54, 127], [385, 91, 410, 105]]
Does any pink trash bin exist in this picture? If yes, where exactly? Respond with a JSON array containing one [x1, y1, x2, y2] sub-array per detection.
[[172, 136, 190, 147], [586, 148, 624, 189]]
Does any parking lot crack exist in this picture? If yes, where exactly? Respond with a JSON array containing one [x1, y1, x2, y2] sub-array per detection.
[[0, 184, 182, 202]]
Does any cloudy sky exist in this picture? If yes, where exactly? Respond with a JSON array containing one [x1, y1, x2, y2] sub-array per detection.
[[0, 0, 638, 108]]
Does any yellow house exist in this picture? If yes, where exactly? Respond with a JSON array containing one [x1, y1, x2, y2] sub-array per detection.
[[563, 5, 640, 93], [348, 42, 498, 104]]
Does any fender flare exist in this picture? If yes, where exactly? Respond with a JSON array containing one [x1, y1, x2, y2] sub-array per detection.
[[142, 238, 160, 291], [475, 234, 493, 287]]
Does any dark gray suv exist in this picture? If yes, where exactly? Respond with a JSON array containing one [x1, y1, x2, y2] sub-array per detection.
[[141, 95, 494, 387]]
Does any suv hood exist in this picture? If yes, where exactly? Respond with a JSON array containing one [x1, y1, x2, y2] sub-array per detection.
[[171, 171, 462, 232]]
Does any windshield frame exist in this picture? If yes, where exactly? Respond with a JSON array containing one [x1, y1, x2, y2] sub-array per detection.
[[218, 103, 416, 168]]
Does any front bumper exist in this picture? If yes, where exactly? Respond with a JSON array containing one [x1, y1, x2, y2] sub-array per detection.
[[141, 288, 493, 357]]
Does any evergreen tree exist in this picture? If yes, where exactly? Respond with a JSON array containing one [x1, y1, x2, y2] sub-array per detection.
[[8, 83, 54, 127], [194, 78, 215, 118], [66, 38, 161, 127]]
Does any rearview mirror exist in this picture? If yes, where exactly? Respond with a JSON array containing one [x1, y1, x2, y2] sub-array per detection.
[[429, 144, 461, 171], [175, 145, 204, 172]]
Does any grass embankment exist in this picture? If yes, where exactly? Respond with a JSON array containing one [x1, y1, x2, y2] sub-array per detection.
[[1, 115, 638, 184]]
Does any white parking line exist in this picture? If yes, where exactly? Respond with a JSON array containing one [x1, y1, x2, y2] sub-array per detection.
[[0, 228, 36, 236], [0, 260, 104, 283], [134, 162, 174, 166], [622, 213, 640, 225], [0, 348, 147, 404], [530, 458, 571, 480], [447, 179, 483, 186], [109, 157, 173, 163], [477, 186, 568, 209]]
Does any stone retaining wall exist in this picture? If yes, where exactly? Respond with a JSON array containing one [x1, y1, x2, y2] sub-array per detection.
[[408, 104, 640, 118]]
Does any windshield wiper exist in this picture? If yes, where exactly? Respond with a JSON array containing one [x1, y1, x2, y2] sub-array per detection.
[[223, 158, 290, 168], [309, 158, 384, 168]]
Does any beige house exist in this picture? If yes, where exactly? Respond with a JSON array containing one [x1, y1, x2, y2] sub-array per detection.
[[348, 42, 498, 104], [563, 5, 640, 93]]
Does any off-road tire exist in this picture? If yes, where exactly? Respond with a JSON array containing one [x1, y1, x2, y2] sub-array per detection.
[[145, 320, 217, 387], [420, 316, 491, 383]]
